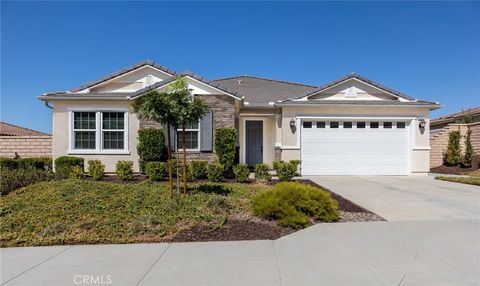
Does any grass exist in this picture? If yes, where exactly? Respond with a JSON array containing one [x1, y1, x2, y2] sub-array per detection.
[[0, 180, 268, 247], [435, 176, 480, 186]]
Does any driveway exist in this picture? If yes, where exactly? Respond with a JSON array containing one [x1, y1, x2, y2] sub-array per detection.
[[307, 175, 480, 221]]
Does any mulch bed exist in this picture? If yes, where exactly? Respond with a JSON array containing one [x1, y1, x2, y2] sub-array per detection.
[[430, 155, 480, 175]]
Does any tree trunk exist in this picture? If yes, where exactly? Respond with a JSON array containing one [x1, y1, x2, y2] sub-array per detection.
[[166, 123, 173, 196], [182, 124, 187, 195]]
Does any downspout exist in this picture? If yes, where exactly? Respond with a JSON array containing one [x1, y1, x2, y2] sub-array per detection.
[[44, 101, 53, 109]]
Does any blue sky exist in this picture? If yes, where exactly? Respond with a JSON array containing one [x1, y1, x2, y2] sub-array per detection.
[[1, 1, 479, 133]]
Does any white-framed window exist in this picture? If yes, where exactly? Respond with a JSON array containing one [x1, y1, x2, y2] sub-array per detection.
[[70, 110, 129, 154], [177, 121, 200, 151]]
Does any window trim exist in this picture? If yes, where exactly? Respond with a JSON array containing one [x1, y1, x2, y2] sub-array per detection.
[[177, 121, 201, 152], [68, 109, 129, 155]]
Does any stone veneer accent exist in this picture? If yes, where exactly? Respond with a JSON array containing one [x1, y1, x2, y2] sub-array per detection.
[[139, 94, 236, 163], [0, 136, 52, 158], [430, 122, 480, 168]]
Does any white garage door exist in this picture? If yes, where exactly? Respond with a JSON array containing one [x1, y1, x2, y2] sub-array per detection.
[[301, 120, 410, 175]]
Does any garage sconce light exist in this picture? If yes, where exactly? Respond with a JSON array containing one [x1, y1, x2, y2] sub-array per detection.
[[290, 118, 296, 128], [418, 116, 426, 129]]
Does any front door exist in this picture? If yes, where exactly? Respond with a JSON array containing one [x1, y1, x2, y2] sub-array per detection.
[[246, 120, 263, 166]]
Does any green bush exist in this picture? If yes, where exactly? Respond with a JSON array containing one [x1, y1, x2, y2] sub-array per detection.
[[69, 166, 85, 179], [463, 129, 474, 168], [87, 160, 105, 181], [233, 164, 250, 183], [54, 156, 84, 179], [275, 161, 298, 181], [214, 128, 237, 174], [179, 163, 195, 182], [192, 183, 231, 195], [18, 157, 52, 170], [251, 182, 339, 229], [444, 131, 462, 166], [0, 158, 19, 170], [116, 160, 134, 181], [145, 161, 168, 181], [191, 160, 208, 179], [272, 160, 285, 170], [1, 168, 54, 195], [168, 159, 179, 178], [137, 128, 166, 172], [254, 164, 271, 183], [207, 163, 224, 182]]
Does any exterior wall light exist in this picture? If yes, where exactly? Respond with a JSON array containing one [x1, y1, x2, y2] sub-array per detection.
[[418, 116, 426, 129], [290, 118, 296, 128]]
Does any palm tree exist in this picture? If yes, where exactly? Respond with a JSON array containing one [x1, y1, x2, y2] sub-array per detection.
[[131, 89, 179, 195]]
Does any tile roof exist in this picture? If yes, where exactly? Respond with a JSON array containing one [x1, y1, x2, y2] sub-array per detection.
[[0, 122, 51, 136], [287, 73, 415, 102], [276, 100, 440, 107], [431, 107, 480, 124], [212, 75, 317, 104]]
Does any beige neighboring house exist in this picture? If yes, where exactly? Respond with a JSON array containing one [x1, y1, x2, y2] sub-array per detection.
[[430, 107, 480, 168], [0, 122, 52, 158], [38, 60, 440, 175]]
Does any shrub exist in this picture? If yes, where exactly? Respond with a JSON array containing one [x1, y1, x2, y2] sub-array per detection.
[[251, 182, 339, 229], [18, 157, 52, 170], [190, 160, 208, 179], [233, 164, 250, 183], [168, 159, 179, 178], [290, 160, 301, 174], [272, 160, 285, 170], [192, 183, 231, 195], [444, 131, 462, 166], [1, 168, 54, 195], [145, 161, 168, 181], [254, 163, 271, 183], [137, 128, 166, 172], [214, 128, 237, 174], [69, 166, 85, 179], [87, 160, 105, 181], [116, 161, 134, 181], [463, 129, 474, 168], [207, 163, 224, 182], [0, 158, 19, 170], [275, 161, 298, 181], [179, 163, 195, 182], [54, 156, 84, 179]]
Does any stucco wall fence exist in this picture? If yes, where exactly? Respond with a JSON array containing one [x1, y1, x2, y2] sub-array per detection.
[[0, 136, 52, 158], [430, 122, 480, 168]]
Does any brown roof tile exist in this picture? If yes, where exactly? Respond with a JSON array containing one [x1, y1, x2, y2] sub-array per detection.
[[0, 122, 50, 136]]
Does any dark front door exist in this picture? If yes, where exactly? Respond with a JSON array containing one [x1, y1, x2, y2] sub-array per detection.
[[246, 120, 263, 166]]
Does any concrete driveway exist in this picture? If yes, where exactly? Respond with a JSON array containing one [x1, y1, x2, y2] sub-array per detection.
[[307, 175, 480, 221]]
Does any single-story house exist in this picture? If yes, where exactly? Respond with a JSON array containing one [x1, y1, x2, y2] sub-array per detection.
[[38, 60, 440, 175], [0, 121, 52, 158]]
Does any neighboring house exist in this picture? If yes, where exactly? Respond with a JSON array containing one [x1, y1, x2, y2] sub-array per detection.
[[430, 107, 480, 168], [0, 121, 52, 158], [38, 60, 440, 175]]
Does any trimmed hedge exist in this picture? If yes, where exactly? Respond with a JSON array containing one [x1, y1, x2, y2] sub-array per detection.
[[0, 157, 52, 170], [1, 168, 54, 195], [145, 161, 168, 181], [116, 161, 134, 181], [233, 164, 250, 183], [0, 158, 19, 170], [214, 128, 237, 174], [137, 128, 166, 172], [208, 163, 224, 182], [191, 160, 208, 179], [54, 156, 84, 179], [251, 182, 339, 229]]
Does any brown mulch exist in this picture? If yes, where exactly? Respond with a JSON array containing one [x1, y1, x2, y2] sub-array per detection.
[[171, 217, 294, 242], [430, 155, 480, 175]]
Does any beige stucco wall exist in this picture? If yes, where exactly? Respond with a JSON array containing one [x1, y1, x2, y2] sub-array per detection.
[[279, 105, 432, 174], [52, 100, 140, 172], [238, 113, 277, 167]]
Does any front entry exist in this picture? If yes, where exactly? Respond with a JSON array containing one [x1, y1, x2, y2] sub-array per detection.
[[245, 120, 263, 166]]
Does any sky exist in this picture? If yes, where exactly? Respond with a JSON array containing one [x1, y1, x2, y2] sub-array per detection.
[[1, 1, 479, 134]]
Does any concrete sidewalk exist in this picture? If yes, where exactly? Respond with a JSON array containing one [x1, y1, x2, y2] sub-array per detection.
[[2, 220, 479, 286]]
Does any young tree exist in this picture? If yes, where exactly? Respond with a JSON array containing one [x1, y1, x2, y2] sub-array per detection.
[[463, 128, 474, 168], [444, 131, 462, 166], [170, 78, 210, 194], [131, 90, 178, 195]]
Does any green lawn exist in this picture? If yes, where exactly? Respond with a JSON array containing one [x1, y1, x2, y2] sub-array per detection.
[[435, 176, 480, 186], [0, 180, 268, 247]]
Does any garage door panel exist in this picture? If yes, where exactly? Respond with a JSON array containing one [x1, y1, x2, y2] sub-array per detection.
[[300, 120, 409, 175]]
